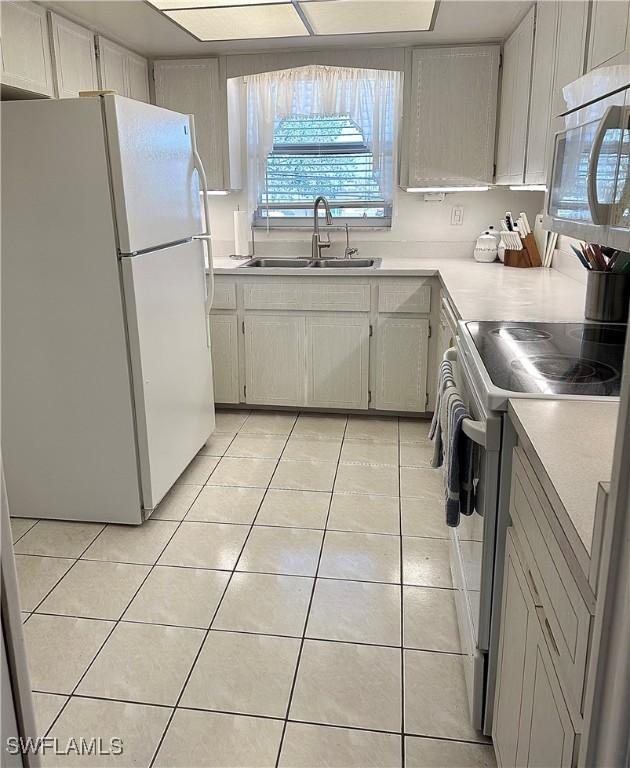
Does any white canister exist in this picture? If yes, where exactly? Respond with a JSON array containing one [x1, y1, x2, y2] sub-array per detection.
[[473, 232, 498, 263]]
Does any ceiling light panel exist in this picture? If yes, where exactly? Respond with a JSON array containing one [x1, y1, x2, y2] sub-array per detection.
[[299, 0, 436, 35], [165, 4, 308, 41], [148, 0, 288, 9]]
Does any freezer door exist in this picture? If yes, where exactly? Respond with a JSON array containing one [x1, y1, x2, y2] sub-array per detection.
[[103, 95, 203, 254], [121, 239, 215, 511]]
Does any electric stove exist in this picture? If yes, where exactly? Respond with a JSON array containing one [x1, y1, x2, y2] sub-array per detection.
[[464, 321, 626, 400]]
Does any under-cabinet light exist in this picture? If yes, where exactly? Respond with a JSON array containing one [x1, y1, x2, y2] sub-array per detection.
[[508, 185, 547, 191], [406, 186, 490, 193], [203, 190, 230, 196]]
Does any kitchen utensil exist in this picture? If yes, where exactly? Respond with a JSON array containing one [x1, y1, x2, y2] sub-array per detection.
[[571, 244, 592, 270]]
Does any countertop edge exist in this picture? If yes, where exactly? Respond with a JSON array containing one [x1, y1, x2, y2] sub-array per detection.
[[507, 400, 601, 599]]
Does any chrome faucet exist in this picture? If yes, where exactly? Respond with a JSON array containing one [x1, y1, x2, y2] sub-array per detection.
[[312, 196, 333, 259], [344, 223, 359, 259]]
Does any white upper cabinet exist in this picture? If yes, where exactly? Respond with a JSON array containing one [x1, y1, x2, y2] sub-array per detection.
[[49, 11, 98, 98], [126, 51, 150, 103], [0, 1, 54, 97], [153, 58, 228, 191], [495, 7, 535, 185], [403, 45, 500, 187], [525, 1, 558, 184], [551, 0, 589, 123], [96, 36, 149, 103], [587, 0, 630, 71], [97, 37, 126, 96]]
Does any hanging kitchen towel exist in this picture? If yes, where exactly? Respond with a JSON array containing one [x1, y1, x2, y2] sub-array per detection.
[[445, 391, 475, 527], [430, 355, 456, 468]]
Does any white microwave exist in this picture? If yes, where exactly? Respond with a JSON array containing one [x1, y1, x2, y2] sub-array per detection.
[[544, 71, 630, 251]]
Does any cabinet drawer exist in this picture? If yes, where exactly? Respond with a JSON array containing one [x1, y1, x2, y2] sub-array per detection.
[[378, 280, 431, 313], [510, 447, 591, 719], [212, 279, 236, 310], [243, 281, 370, 312]]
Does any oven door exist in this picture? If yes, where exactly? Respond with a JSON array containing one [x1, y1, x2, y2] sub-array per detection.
[[544, 89, 629, 247], [447, 345, 502, 731]]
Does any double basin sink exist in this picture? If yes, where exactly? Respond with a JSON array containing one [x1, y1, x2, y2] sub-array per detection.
[[239, 257, 382, 269]]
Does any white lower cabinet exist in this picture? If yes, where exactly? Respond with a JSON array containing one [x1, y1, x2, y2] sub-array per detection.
[[517, 612, 576, 768], [210, 276, 434, 412], [493, 529, 579, 768], [374, 317, 429, 411], [493, 529, 531, 768], [209, 314, 240, 404], [306, 314, 369, 409], [244, 314, 305, 407]]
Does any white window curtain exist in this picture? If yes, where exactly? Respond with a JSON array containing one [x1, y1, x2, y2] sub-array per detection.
[[246, 64, 402, 214]]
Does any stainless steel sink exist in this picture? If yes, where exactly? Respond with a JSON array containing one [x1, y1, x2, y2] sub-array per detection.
[[309, 258, 381, 268], [239, 257, 381, 269], [239, 258, 311, 268]]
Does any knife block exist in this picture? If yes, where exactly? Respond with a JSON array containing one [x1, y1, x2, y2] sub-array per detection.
[[503, 233, 543, 268]]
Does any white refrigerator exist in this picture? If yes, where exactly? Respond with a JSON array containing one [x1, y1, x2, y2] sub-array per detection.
[[2, 95, 215, 524]]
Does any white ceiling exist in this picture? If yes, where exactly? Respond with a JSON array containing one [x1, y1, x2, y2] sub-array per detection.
[[42, 0, 532, 58]]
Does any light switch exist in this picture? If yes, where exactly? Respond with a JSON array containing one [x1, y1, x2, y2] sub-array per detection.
[[451, 206, 464, 226]]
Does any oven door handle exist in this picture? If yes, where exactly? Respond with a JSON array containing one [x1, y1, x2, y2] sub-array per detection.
[[462, 418, 487, 448], [443, 347, 487, 447]]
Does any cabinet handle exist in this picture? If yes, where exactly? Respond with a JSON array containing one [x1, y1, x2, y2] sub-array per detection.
[[536, 606, 560, 657], [525, 567, 541, 604]]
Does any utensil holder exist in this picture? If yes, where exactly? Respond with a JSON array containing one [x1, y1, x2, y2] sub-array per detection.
[[503, 248, 532, 268], [585, 271, 630, 323], [503, 233, 542, 268]]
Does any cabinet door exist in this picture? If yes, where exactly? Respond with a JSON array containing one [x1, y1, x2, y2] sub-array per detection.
[[96, 36, 127, 96], [306, 315, 369, 410], [407, 46, 499, 186], [210, 314, 240, 405], [374, 317, 429, 412], [587, 0, 630, 71], [495, 8, 535, 184], [551, 1, 589, 126], [525, 1, 558, 184], [153, 58, 226, 190], [0, 1, 54, 96], [516, 610, 576, 768], [244, 314, 305, 407], [493, 529, 532, 768], [126, 52, 150, 103], [49, 12, 98, 98]]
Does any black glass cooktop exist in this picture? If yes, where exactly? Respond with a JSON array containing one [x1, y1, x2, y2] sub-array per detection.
[[466, 322, 626, 396]]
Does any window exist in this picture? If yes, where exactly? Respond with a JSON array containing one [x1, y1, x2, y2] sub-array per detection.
[[246, 65, 401, 228], [258, 115, 390, 224]]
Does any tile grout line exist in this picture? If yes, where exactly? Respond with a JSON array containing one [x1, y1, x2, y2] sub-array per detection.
[[148, 409, 302, 768], [398, 416, 406, 767], [22, 615, 466, 656], [273, 412, 349, 768], [36, 424, 251, 741], [38, 477, 210, 740]]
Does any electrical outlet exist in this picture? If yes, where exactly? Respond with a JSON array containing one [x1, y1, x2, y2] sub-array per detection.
[[451, 205, 464, 226]]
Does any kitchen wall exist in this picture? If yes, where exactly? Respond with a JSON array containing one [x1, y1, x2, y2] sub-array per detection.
[[207, 187, 546, 260]]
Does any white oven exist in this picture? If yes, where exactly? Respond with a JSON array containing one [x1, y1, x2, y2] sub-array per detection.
[[544, 68, 630, 250], [445, 342, 502, 734]]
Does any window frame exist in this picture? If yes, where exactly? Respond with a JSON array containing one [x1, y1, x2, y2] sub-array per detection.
[[253, 114, 393, 229]]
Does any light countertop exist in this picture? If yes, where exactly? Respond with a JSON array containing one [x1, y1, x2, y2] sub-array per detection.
[[212, 255, 587, 322], [508, 399, 618, 572]]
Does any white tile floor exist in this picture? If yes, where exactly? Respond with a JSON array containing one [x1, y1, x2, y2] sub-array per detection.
[[12, 410, 496, 768]]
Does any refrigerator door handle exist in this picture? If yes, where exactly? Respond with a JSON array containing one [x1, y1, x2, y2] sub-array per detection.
[[188, 115, 214, 311]]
